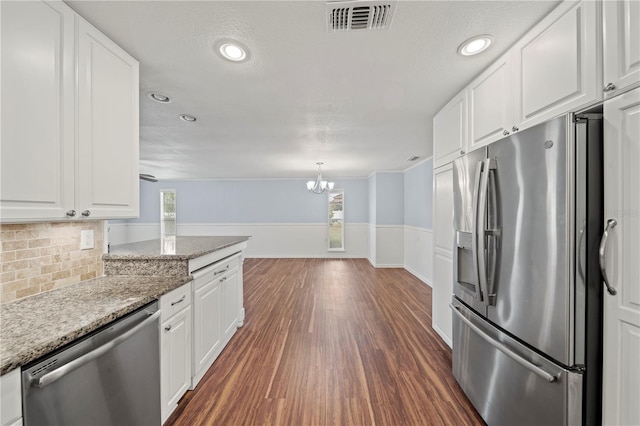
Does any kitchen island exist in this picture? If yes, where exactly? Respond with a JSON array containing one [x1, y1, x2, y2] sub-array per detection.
[[0, 235, 250, 425], [104, 235, 251, 421], [103, 235, 251, 275]]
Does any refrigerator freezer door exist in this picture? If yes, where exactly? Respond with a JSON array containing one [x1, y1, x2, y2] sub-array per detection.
[[452, 299, 583, 426], [453, 149, 487, 315], [486, 116, 573, 365]]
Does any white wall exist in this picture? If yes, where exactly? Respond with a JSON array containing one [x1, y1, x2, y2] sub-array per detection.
[[374, 225, 404, 267], [108, 222, 369, 259], [367, 172, 406, 267], [112, 162, 434, 284], [404, 226, 433, 285], [402, 158, 434, 285]]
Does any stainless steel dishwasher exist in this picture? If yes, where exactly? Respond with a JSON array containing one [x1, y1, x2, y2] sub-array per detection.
[[22, 301, 161, 426]]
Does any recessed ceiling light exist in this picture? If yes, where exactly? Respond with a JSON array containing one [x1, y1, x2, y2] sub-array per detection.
[[217, 41, 249, 62], [179, 114, 197, 122], [458, 35, 493, 56], [147, 92, 171, 103]]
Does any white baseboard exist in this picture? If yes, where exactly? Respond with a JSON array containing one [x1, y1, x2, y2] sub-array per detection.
[[404, 264, 432, 287], [433, 324, 453, 348]]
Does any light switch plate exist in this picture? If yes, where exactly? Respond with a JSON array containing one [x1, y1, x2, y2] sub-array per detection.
[[80, 230, 94, 250]]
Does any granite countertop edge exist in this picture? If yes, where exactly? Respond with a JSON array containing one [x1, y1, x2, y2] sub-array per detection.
[[103, 236, 251, 260], [0, 274, 192, 375]]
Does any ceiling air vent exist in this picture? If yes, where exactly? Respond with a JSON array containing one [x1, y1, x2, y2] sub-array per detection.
[[327, 1, 396, 32]]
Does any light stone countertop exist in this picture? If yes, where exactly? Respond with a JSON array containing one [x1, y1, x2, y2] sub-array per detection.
[[0, 274, 191, 375], [103, 236, 251, 260]]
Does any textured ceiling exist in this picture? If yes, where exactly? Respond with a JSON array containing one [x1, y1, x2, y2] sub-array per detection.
[[66, 0, 560, 179]]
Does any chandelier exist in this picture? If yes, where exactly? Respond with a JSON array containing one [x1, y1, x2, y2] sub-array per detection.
[[306, 162, 334, 194]]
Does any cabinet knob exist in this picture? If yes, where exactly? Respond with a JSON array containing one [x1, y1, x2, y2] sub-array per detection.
[[66, 210, 76, 217], [81, 210, 91, 217], [603, 83, 616, 92], [460, 150, 465, 155], [503, 130, 510, 136], [165, 325, 172, 331], [512, 126, 519, 132]]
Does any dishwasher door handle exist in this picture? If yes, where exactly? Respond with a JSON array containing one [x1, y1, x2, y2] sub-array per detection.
[[31, 310, 161, 388]]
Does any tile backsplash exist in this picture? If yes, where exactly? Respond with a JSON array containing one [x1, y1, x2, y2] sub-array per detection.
[[0, 221, 104, 304]]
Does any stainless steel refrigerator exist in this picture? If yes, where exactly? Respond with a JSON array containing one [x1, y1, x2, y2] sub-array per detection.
[[450, 113, 604, 425]]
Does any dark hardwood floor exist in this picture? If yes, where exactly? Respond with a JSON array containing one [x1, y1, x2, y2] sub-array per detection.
[[166, 258, 484, 425]]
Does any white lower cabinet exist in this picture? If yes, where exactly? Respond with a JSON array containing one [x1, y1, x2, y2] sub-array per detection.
[[0, 369, 22, 426], [160, 283, 192, 423], [161, 307, 192, 423], [190, 252, 243, 389], [221, 266, 240, 343], [192, 272, 223, 387]]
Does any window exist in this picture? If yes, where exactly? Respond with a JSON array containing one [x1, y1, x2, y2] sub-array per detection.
[[328, 189, 344, 251], [160, 190, 176, 236]]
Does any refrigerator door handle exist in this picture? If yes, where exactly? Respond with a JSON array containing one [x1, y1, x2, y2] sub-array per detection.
[[599, 219, 618, 295], [471, 162, 484, 301], [450, 303, 559, 383], [476, 158, 492, 306]]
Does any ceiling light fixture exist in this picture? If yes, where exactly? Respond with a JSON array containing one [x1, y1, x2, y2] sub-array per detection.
[[179, 114, 197, 122], [147, 92, 171, 103], [306, 162, 334, 194], [458, 35, 493, 56], [218, 42, 248, 62]]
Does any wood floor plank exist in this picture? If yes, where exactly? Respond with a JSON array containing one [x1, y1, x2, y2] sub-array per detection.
[[166, 258, 484, 426]]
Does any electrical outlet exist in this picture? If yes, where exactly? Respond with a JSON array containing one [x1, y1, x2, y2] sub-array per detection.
[[80, 230, 94, 250]]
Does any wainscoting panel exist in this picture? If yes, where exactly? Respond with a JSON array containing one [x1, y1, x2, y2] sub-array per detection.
[[107, 223, 369, 259], [404, 226, 433, 286]]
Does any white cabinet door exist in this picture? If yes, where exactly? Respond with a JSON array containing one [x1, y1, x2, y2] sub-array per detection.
[[433, 252, 454, 347], [433, 163, 454, 254], [602, 88, 640, 426], [76, 18, 139, 219], [433, 90, 468, 168], [0, 1, 75, 221], [512, 0, 599, 130], [161, 306, 192, 423], [192, 278, 222, 385], [0, 369, 21, 426], [468, 53, 513, 151], [222, 267, 240, 342], [432, 163, 454, 346], [603, 0, 640, 98]]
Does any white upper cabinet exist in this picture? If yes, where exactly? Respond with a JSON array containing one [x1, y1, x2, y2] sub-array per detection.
[[76, 19, 139, 219], [512, 0, 600, 130], [603, 0, 640, 98], [0, 1, 75, 220], [433, 90, 468, 168], [468, 53, 513, 151], [0, 1, 139, 223]]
